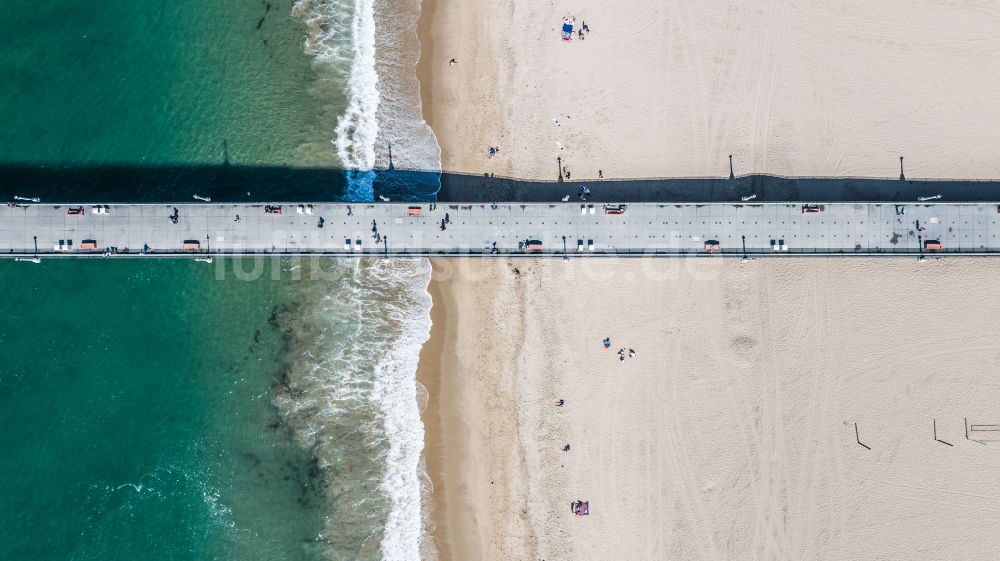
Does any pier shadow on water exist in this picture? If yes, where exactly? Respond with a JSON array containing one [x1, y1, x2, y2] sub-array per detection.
[[1, 163, 1000, 203]]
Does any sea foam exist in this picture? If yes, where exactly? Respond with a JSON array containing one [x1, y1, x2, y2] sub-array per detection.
[[368, 259, 433, 561], [295, 0, 440, 201], [290, 0, 440, 556], [272, 259, 433, 561]]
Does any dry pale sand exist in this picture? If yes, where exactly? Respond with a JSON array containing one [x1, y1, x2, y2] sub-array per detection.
[[417, 257, 1000, 561], [418, 1, 1000, 180]]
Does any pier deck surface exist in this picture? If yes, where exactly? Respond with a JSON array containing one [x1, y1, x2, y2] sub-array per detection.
[[2, 202, 997, 257]]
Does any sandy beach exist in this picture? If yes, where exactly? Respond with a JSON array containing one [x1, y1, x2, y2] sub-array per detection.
[[418, 1, 1000, 180], [417, 258, 1000, 561], [415, 2, 1000, 559]]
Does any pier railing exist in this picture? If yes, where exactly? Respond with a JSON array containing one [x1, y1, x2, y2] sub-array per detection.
[[3, 201, 998, 259]]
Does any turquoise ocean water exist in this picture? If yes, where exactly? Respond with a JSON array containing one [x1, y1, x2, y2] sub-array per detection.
[[0, 260, 324, 560], [0, 259, 432, 561], [0, 0, 439, 199], [1, 0, 338, 167], [1, 0, 439, 559]]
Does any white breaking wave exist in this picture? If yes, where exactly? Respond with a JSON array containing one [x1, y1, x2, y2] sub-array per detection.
[[371, 0, 441, 174], [272, 259, 433, 561], [368, 259, 433, 561], [333, 0, 379, 172], [295, 0, 441, 201], [336, 0, 380, 201], [294, 0, 381, 200], [290, 0, 442, 552]]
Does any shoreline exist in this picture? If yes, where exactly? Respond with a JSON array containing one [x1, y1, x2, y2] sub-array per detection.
[[415, 0, 437, 141], [414, 0, 512, 178], [415, 261, 481, 561], [415, 259, 564, 561]]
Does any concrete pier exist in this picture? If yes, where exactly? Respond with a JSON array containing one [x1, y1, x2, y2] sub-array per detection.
[[2, 201, 999, 258]]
